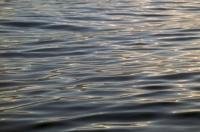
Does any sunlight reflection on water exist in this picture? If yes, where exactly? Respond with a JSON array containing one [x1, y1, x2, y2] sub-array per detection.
[[0, 0, 200, 132]]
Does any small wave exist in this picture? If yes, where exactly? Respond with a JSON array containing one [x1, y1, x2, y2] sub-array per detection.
[[41, 24, 95, 32], [0, 21, 48, 28]]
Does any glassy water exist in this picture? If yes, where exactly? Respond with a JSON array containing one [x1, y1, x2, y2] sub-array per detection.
[[0, 0, 200, 131]]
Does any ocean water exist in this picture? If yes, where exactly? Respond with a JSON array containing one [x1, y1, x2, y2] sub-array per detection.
[[0, 0, 200, 132]]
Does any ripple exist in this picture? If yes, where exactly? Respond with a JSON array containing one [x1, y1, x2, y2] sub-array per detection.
[[41, 24, 96, 32], [172, 111, 200, 119], [0, 20, 49, 28], [150, 72, 200, 80], [69, 111, 166, 122], [159, 36, 200, 42], [0, 81, 23, 88], [1, 0, 200, 132], [0, 51, 92, 58], [70, 75, 139, 85]]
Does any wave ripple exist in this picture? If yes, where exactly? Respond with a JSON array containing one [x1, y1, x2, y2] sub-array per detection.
[[0, 0, 200, 132]]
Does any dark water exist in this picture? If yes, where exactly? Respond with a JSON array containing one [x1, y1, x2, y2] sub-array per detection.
[[0, 0, 200, 131]]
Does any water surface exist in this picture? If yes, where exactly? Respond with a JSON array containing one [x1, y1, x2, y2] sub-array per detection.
[[0, 0, 200, 132]]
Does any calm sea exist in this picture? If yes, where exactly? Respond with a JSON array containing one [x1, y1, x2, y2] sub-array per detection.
[[0, 0, 200, 132]]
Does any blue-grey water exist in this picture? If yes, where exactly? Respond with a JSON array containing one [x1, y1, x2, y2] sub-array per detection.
[[0, 0, 200, 132]]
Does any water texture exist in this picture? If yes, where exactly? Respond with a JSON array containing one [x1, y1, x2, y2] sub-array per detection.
[[0, 0, 200, 131]]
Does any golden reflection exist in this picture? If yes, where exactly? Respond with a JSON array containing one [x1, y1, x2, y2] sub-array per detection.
[[117, 48, 200, 76], [104, 0, 200, 32], [188, 91, 200, 98], [86, 121, 152, 130]]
